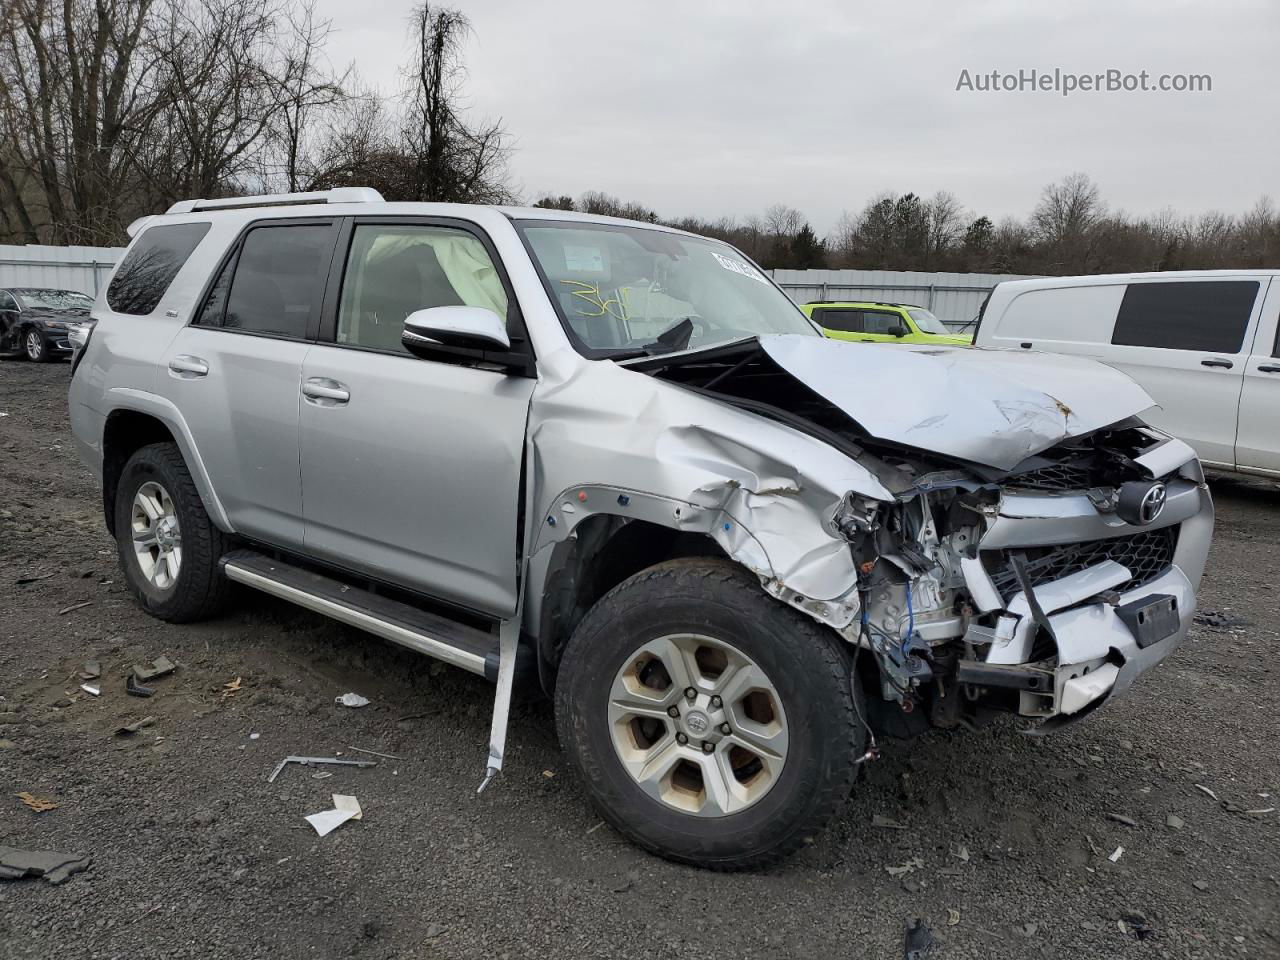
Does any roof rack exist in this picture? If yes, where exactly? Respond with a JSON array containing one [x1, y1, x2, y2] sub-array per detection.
[[165, 187, 384, 215]]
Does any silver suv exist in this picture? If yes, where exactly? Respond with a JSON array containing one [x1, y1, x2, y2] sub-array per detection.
[[69, 188, 1214, 868]]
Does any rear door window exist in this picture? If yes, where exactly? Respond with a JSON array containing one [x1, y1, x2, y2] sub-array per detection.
[[861, 311, 902, 335], [199, 222, 336, 339], [1111, 280, 1259, 353], [812, 308, 864, 333], [107, 222, 211, 315]]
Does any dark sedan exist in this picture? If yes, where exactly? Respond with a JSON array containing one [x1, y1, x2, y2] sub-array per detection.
[[0, 287, 94, 362]]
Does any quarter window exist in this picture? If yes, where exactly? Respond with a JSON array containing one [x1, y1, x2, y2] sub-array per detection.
[[216, 224, 334, 338], [0, 292, 17, 311], [336, 224, 509, 353], [1111, 281, 1259, 353], [106, 222, 211, 315]]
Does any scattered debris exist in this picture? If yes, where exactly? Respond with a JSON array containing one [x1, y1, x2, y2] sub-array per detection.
[[1165, 814, 1185, 830], [1192, 879, 1210, 891], [1194, 784, 1219, 801], [1121, 912, 1156, 941], [335, 692, 370, 708], [304, 794, 363, 837], [16, 792, 57, 813], [0, 846, 90, 885], [873, 814, 909, 830], [132, 656, 176, 682], [126, 675, 154, 698], [311, 772, 333, 780], [267, 755, 378, 783], [221, 677, 242, 699], [1108, 846, 1125, 863], [886, 857, 925, 878], [946, 908, 961, 926], [952, 844, 970, 862], [57, 601, 92, 615], [1105, 813, 1137, 827], [15, 572, 54, 585], [347, 745, 403, 761], [115, 716, 155, 736], [1245, 807, 1276, 816], [78, 661, 101, 680], [1017, 922, 1039, 937], [903, 918, 935, 959], [248, 732, 260, 740], [611, 868, 640, 894], [901, 878, 924, 894], [78, 683, 99, 697], [586, 821, 606, 835], [1193, 609, 1249, 629]]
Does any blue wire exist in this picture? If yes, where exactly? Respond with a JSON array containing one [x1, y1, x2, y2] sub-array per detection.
[[901, 583, 915, 651]]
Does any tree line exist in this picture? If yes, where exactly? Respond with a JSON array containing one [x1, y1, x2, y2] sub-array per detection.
[[2, 3, 1276, 278], [0, 0, 511, 246], [534, 174, 1280, 277]]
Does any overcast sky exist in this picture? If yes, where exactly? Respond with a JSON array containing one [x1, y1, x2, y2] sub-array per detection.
[[313, 0, 1278, 234]]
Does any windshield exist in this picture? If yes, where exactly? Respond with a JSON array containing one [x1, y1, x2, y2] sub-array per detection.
[[906, 308, 949, 335], [15, 289, 93, 310], [517, 220, 818, 357]]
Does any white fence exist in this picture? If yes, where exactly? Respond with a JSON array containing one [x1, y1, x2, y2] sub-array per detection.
[[0, 244, 124, 296], [769, 268, 1033, 331]]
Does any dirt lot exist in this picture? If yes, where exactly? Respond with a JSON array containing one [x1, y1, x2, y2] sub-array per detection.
[[1, 360, 1277, 960]]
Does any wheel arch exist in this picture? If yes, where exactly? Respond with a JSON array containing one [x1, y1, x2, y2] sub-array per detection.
[[100, 398, 231, 536]]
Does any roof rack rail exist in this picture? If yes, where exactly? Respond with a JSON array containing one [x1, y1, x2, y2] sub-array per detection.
[[165, 187, 384, 215]]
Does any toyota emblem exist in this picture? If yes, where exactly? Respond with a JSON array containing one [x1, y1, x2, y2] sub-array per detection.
[[1139, 482, 1167, 524]]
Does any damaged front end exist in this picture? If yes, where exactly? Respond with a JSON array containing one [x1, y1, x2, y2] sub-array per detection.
[[628, 335, 1213, 734]]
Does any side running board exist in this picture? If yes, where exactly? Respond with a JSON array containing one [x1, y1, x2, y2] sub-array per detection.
[[219, 550, 497, 676]]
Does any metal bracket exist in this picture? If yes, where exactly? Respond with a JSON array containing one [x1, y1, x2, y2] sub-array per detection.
[[477, 616, 520, 794]]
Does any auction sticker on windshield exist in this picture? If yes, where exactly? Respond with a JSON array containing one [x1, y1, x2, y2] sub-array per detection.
[[710, 251, 767, 283]]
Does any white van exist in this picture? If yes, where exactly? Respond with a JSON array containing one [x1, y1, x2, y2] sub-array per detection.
[[975, 270, 1280, 477]]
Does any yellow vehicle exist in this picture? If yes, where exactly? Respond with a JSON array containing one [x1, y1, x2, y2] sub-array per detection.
[[800, 301, 972, 345]]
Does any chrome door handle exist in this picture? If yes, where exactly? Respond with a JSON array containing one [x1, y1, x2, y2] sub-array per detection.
[[302, 377, 350, 405], [168, 355, 209, 378], [1258, 364, 1280, 373]]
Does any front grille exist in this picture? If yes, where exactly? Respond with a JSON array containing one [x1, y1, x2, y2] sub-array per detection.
[[982, 526, 1178, 601], [1007, 461, 1094, 491]]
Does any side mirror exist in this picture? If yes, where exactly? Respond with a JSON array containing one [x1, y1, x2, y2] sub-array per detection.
[[403, 306, 510, 352], [889, 325, 908, 338]]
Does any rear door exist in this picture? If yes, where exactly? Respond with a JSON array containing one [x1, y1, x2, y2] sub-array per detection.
[[1103, 279, 1261, 468], [162, 218, 340, 549], [812, 307, 897, 342], [1235, 278, 1280, 473], [297, 217, 536, 617]]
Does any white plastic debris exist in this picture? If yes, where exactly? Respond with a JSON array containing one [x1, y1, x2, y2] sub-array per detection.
[[1108, 846, 1124, 863], [335, 693, 370, 708], [79, 684, 100, 697], [304, 794, 363, 837], [249, 732, 260, 740]]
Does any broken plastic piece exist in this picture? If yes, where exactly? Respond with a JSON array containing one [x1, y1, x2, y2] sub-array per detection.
[[17, 792, 58, 813], [304, 794, 363, 836], [0, 846, 90, 885], [126, 674, 154, 698], [132, 656, 176, 682], [79, 683, 99, 697], [267, 755, 377, 783], [335, 693, 370, 708]]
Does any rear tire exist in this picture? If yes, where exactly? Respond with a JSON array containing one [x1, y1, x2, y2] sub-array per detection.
[[555, 557, 864, 870], [114, 442, 232, 622]]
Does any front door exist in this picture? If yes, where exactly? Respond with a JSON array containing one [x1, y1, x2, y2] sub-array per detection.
[[298, 218, 535, 618]]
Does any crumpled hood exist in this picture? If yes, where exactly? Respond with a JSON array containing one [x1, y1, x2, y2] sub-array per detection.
[[758, 335, 1156, 470]]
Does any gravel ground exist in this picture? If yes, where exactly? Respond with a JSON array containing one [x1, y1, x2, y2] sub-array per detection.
[[1, 360, 1278, 960]]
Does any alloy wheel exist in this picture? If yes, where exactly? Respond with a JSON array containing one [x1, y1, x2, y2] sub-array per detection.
[[130, 481, 182, 590]]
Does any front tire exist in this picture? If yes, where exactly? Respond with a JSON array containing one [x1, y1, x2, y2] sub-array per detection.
[[24, 329, 49, 362], [114, 442, 232, 622], [555, 558, 864, 870]]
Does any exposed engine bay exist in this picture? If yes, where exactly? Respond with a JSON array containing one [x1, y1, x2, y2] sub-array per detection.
[[627, 337, 1212, 736]]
